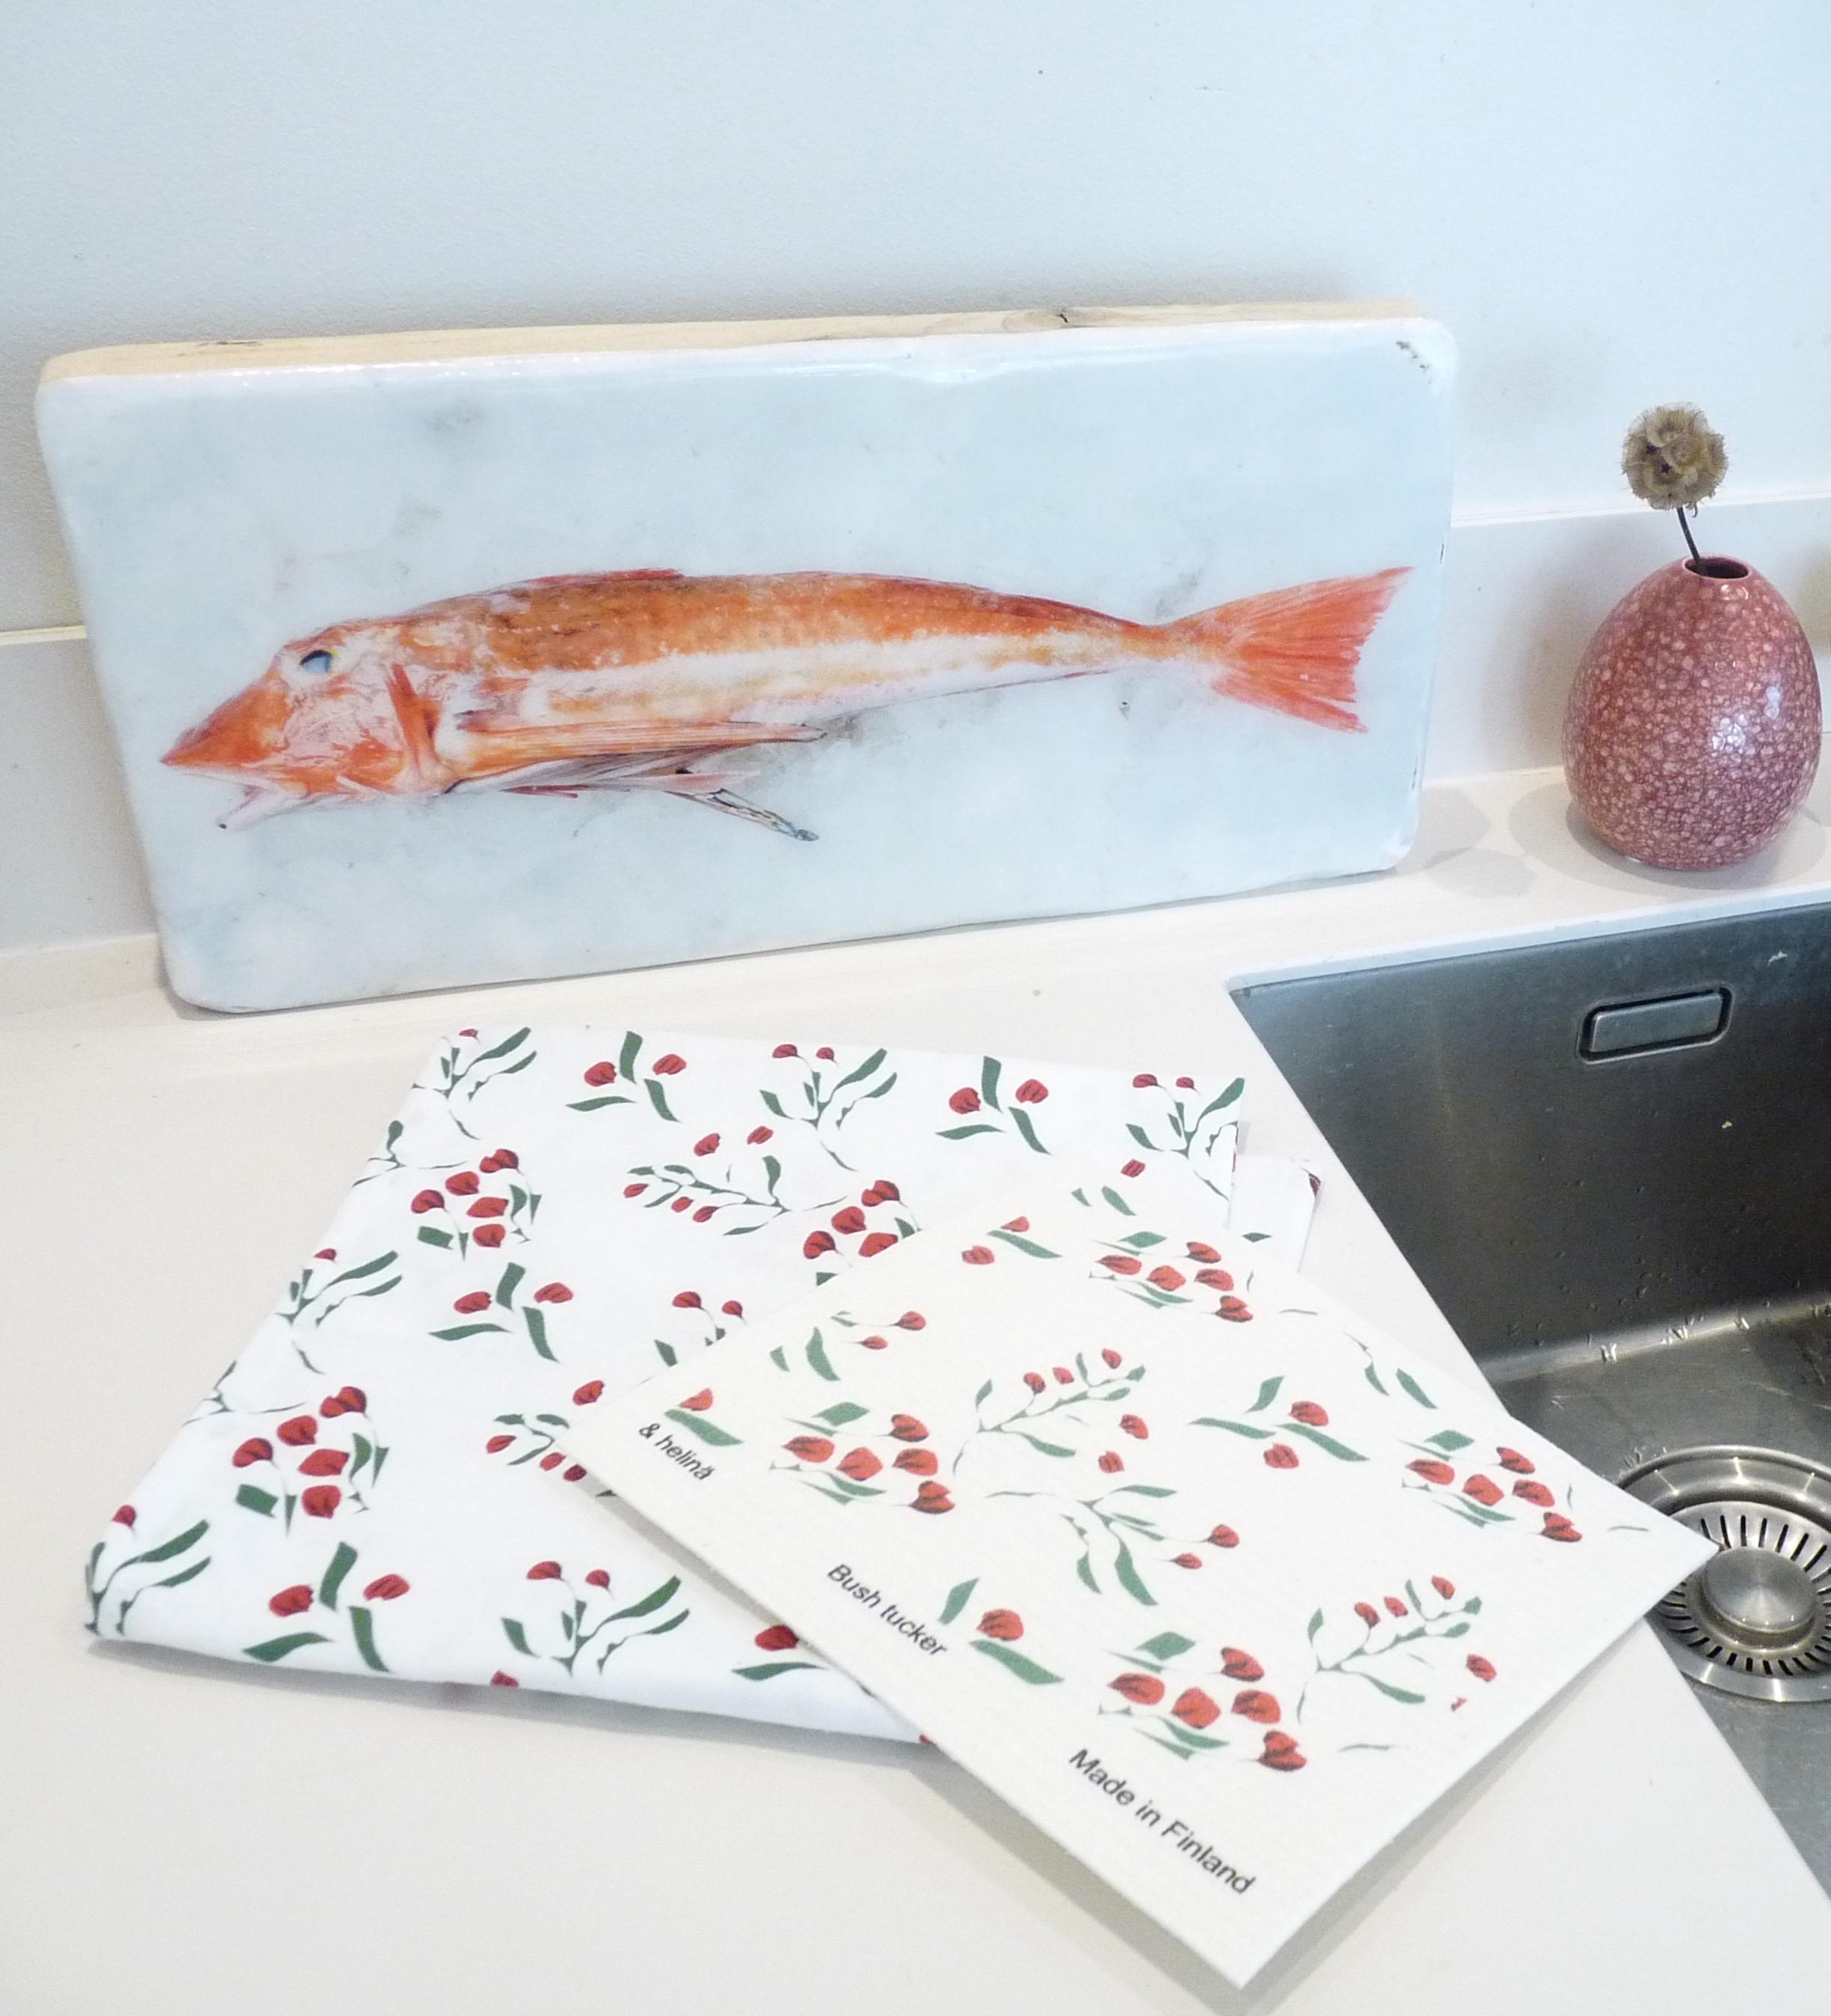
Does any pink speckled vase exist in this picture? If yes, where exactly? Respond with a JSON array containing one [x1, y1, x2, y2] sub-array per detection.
[[1564, 556, 1820, 869]]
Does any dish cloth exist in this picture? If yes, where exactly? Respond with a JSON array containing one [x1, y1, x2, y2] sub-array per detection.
[[86, 1026, 1313, 1739]]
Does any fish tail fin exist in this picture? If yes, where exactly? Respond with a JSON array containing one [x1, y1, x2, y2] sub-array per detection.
[[1159, 567, 1408, 732]]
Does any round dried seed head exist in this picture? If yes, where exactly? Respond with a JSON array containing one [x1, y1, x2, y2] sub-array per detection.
[[1622, 404, 1727, 511]]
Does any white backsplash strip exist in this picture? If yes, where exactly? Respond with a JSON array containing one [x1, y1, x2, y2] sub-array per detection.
[[4, 493, 1828, 955]]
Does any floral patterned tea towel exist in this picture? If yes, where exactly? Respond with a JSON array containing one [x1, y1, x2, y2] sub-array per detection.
[[568, 1185, 1712, 1985], [88, 1027, 1296, 1740]]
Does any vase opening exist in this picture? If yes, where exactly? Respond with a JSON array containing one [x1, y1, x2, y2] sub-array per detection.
[[1686, 556, 1751, 580]]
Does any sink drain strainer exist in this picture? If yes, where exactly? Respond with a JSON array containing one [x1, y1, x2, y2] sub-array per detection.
[[1620, 1445, 1831, 1703]]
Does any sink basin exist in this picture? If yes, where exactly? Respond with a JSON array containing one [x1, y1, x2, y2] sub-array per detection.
[[1233, 903, 1831, 1884]]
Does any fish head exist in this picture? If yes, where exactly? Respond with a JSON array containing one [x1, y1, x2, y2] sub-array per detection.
[[163, 619, 432, 812]]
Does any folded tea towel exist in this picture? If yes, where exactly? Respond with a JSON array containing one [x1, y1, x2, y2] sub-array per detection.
[[85, 1027, 1310, 1739]]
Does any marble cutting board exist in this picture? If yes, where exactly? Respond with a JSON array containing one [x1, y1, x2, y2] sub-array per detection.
[[37, 304, 1454, 1011]]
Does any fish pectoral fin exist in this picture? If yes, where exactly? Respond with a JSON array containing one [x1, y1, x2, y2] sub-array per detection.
[[684, 787, 818, 842], [502, 756, 752, 797], [455, 715, 821, 777], [217, 783, 309, 828], [497, 756, 815, 837]]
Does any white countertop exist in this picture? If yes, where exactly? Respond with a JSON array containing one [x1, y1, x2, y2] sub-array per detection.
[[5, 762, 1830, 2012]]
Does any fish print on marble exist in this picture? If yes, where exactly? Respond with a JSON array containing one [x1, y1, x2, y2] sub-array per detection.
[[163, 565, 1409, 838]]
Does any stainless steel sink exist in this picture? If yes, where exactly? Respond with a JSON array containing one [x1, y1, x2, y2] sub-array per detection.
[[1233, 903, 1831, 1883]]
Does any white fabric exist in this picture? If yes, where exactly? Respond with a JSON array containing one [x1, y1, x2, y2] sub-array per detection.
[[88, 1026, 1307, 1737]]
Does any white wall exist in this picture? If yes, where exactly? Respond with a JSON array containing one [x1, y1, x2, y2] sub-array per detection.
[[4, 0, 1830, 949]]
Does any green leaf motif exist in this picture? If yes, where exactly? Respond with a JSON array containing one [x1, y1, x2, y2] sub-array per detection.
[[607, 1576, 682, 1622], [617, 1030, 643, 1081], [496, 1262, 526, 1308], [1136, 1631, 1196, 1662], [1111, 1540, 1155, 1606], [1358, 1674, 1427, 1705], [150, 1556, 211, 1595], [1425, 1429, 1474, 1452], [1308, 1607, 1326, 1641], [1125, 1123, 1157, 1151], [936, 1123, 1000, 1140], [1111, 1484, 1176, 1499], [329, 1251, 398, 1287], [523, 1307, 555, 1361], [1009, 1108, 1047, 1155], [1119, 1230, 1166, 1250], [938, 1577, 978, 1625], [820, 1473, 883, 1499], [1246, 1376, 1284, 1414], [664, 1409, 742, 1446], [319, 1541, 359, 1611], [733, 1661, 820, 1682], [244, 1631, 331, 1663], [1190, 1418, 1273, 1440], [417, 1225, 454, 1248], [568, 1095, 632, 1111], [760, 1089, 787, 1119], [475, 1026, 531, 1065], [805, 1332, 838, 1381], [235, 1484, 277, 1517], [1284, 1422, 1368, 1463], [432, 1322, 509, 1340], [1396, 1370, 1436, 1409], [1362, 1361, 1390, 1395], [768, 1346, 787, 1372], [1075, 1554, 1098, 1592], [974, 1379, 994, 1406], [644, 1079, 678, 1122], [350, 1606, 388, 1673], [971, 1639, 1062, 1685], [1100, 1186, 1136, 1215], [1012, 1432, 1075, 1457], [502, 1618, 534, 1656], [988, 1228, 1060, 1259], [816, 1401, 871, 1427], [127, 1519, 208, 1568], [832, 1047, 888, 1091], [980, 1056, 1002, 1108]]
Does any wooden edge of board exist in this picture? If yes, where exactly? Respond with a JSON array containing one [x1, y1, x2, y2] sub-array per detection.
[[41, 301, 1431, 383]]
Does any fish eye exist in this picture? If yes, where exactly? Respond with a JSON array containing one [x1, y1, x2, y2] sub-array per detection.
[[298, 649, 334, 675]]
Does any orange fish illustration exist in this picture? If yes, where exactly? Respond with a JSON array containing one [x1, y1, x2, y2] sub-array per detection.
[[163, 565, 1407, 838]]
